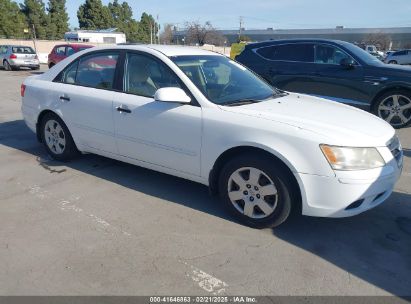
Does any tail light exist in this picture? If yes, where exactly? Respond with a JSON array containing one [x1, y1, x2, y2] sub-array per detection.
[[21, 84, 26, 97], [9, 54, 17, 59]]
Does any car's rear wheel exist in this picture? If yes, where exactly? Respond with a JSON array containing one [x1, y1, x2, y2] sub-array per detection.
[[388, 60, 398, 64], [218, 154, 294, 228], [3, 60, 11, 71], [40, 112, 79, 161], [373, 90, 411, 128], [48, 63, 54, 69]]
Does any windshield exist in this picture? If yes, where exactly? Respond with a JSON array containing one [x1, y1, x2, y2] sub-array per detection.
[[340, 42, 385, 66], [171, 55, 277, 105]]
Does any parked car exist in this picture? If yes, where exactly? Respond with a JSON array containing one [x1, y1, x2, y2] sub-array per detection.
[[384, 49, 411, 65], [48, 44, 93, 68], [364, 44, 384, 57], [236, 39, 411, 128], [21, 45, 403, 228], [0, 45, 40, 70]]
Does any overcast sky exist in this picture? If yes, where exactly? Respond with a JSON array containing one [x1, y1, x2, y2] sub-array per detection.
[[16, 0, 411, 30]]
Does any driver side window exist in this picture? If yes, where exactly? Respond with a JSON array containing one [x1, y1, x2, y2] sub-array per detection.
[[124, 53, 182, 98], [315, 44, 353, 65]]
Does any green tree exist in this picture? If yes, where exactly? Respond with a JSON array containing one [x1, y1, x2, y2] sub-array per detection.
[[20, 0, 49, 39], [47, 0, 69, 39], [0, 0, 27, 38], [108, 0, 139, 42], [77, 0, 113, 30], [138, 12, 157, 43]]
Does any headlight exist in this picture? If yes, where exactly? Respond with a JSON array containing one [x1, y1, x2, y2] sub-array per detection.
[[320, 145, 385, 170]]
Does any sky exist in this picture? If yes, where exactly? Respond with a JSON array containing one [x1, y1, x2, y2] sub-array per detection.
[[16, 0, 411, 30]]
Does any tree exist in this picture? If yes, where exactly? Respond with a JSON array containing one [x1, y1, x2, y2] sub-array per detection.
[[185, 21, 222, 46], [108, 0, 139, 42], [363, 32, 391, 51], [20, 0, 49, 39], [77, 0, 113, 30], [0, 0, 27, 38], [160, 23, 174, 44], [47, 0, 69, 39], [138, 12, 157, 43]]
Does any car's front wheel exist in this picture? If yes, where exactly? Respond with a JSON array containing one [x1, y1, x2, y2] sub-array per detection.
[[373, 90, 411, 128], [40, 112, 79, 161], [218, 154, 294, 228]]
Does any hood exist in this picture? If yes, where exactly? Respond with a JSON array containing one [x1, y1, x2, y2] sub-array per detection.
[[220, 93, 395, 147]]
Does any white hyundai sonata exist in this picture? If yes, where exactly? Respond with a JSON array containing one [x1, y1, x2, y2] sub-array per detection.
[[21, 45, 403, 228]]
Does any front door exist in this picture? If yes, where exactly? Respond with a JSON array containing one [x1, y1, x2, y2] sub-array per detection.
[[310, 44, 369, 105], [113, 52, 202, 176]]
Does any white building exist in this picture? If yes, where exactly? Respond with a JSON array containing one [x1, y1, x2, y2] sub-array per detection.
[[64, 29, 126, 44]]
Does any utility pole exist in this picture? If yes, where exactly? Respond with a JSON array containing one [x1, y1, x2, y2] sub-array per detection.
[[31, 24, 38, 54], [157, 15, 160, 44], [238, 16, 244, 42], [150, 20, 153, 44]]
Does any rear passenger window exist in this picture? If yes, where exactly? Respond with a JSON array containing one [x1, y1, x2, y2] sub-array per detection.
[[256, 44, 314, 62], [76, 53, 119, 89], [56, 52, 119, 89]]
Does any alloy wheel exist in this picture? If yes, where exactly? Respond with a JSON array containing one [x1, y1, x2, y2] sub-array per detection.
[[44, 120, 66, 154], [227, 167, 278, 219], [378, 94, 411, 127]]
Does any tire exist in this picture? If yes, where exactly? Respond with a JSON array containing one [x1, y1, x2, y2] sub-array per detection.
[[388, 60, 398, 64], [40, 112, 79, 161], [372, 90, 411, 129], [3, 60, 11, 71], [48, 63, 54, 69], [218, 153, 295, 229], [31, 66, 40, 70]]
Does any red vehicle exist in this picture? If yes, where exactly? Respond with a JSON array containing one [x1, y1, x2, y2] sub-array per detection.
[[48, 44, 94, 68]]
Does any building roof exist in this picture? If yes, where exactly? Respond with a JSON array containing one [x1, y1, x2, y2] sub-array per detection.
[[176, 26, 411, 36]]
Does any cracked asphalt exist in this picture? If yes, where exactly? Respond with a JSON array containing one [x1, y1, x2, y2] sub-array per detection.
[[0, 66, 410, 296]]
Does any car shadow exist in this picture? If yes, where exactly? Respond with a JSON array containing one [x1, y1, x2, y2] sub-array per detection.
[[403, 148, 411, 158], [1, 119, 411, 297]]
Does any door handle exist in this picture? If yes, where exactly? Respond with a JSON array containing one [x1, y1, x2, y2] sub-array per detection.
[[59, 95, 70, 102], [116, 106, 131, 114]]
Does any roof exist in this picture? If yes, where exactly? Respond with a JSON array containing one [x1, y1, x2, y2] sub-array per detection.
[[93, 44, 222, 57], [245, 38, 349, 48]]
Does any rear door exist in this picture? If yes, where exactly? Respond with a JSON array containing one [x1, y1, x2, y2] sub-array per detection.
[[309, 43, 368, 105], [50, 51, 120, 154], [54, 46, 67, 63], [254, 43, 317, 93]]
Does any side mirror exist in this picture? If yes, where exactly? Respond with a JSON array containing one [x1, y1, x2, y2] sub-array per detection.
[[154, 87, 191, 104], [340, 58, 356, 69]]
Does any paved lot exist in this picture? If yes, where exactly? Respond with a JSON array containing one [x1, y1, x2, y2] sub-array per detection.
[[0, 66, 410, 296]]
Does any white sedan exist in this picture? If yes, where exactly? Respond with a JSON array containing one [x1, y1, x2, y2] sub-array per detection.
[[21, 45, 403, 228]]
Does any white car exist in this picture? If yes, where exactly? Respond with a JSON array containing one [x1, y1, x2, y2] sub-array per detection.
[[21, 45, 403, 228]]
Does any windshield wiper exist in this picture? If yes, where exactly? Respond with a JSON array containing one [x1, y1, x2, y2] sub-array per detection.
[[220, 99, 262, 107]]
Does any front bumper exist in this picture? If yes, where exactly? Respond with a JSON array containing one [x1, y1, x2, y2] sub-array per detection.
[[297, 146, 403, 218]]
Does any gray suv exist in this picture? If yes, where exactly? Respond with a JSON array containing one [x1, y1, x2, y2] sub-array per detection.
[[385, 49, 411, 65], [0, 45, 40, 70]]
